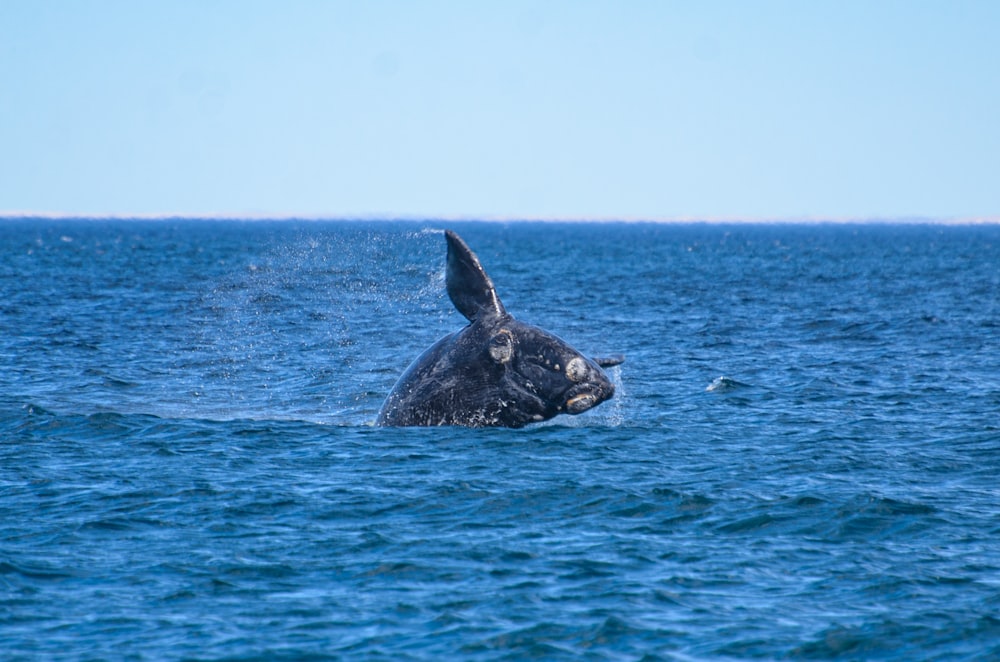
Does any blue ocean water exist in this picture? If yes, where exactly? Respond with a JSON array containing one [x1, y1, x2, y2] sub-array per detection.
[[2, 219, 999, 660]]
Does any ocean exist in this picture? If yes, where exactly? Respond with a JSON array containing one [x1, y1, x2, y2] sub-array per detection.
[[2, 219, 999, 660]]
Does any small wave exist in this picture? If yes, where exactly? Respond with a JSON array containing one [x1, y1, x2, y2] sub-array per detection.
[[21, 402, 56, 417], [706, 376, 750, 392], [0, 560, 76, 582]]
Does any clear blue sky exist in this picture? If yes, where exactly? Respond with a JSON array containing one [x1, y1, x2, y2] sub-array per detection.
[[2, 1, 998, 220]]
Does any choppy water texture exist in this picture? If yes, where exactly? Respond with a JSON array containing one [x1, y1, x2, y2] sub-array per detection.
[[2, 219, 1000, 660]]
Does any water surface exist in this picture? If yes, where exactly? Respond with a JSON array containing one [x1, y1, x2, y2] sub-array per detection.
[[2, 220, 999, 659]]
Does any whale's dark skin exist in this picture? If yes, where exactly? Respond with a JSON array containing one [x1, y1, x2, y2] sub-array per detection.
[[376, 230, 622, 428]]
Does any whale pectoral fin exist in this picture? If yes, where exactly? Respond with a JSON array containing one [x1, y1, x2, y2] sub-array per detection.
[[446, 230, 506, 322], [592, 354, 625, 367]]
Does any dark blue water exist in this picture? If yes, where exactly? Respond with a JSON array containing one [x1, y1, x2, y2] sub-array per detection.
[[2, 219, 999, 660]]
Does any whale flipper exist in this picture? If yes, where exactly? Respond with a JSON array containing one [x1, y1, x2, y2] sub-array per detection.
[[593, 355, 625, 368], [446, 230, 506, 322]]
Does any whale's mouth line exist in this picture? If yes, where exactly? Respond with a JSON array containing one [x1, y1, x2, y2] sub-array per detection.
[[564, 382, 614, 415], [566, 392, 598, 414]]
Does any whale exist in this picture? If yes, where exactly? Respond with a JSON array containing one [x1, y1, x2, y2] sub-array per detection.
[[376, 230, 622, 428]]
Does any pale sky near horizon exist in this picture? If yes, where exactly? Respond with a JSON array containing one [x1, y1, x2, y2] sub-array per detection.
[[2, 1, 998, 220]]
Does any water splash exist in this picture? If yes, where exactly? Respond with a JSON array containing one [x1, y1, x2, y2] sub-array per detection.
[[179, 226, 452, 424]]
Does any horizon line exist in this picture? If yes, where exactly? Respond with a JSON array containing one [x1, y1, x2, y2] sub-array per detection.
[[2, 211, 999, 225]]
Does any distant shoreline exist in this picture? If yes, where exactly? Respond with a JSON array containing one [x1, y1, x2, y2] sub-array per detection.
[[2, 213, 998, 225]]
